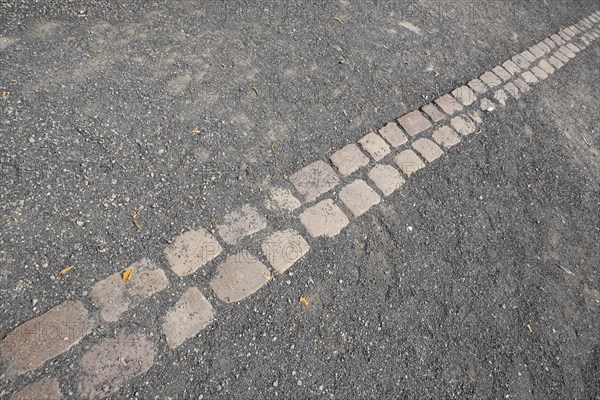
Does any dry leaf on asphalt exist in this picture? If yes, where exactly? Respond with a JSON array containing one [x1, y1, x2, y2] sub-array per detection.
[[299, 296, 309, 306], [122, 267, 133, 281], [58, 265, 75, 275], [333, 16, 342, 23]]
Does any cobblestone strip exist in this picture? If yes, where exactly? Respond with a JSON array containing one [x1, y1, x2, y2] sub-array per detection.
[[2, 10, 598, 399]]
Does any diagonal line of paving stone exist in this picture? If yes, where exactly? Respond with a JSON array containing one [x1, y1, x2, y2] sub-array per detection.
[[2, 9, 600, 399]]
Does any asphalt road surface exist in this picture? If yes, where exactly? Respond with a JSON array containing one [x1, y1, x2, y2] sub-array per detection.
[[1, 1, 599, 399]]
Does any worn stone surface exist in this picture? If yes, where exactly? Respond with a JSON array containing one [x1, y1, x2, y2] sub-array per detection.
[[504, 82, 520, 99], [91, 258, 169, 322], [513, 78, 531, 93], [492, 66, 512, 81], [165, 228, 222, 276], [538, 59, 555, 75], [558, 45, 576, 59], [217, 204, 268, 245], [421, 103, 447, 122], [502, 59, 521, 75], [529, 44, 545, 58], [78, 332, 155, 399], [358, 132, 391, 161], [566, 42, 581, 53], [368, 164, 405, 197], [531, 66, 549, 80], [0, 301, 95, 377], [299, 199, 349, 238], [451, 85, 476, 106], [432, 126, 461, 149], [411, 138, 444, 162], [467, 78, 488, 94], [554, 48, 571, 63], [480, 98, 497, 112], [162, 287, 214, 349], [210, 253, 271, 303], [289, 160, 340, 202], [339, 179, 381, 217], [394, 149, 425, 176], [451, 115, 477, 135], [434, 94, 464, 115], [494, 89, 509, 106], [11, 378, 61, 400], [378, 122, 408, 148], [548, 55, 564, 69], [330, 143, 369, 176], [265, 187, 301, 212], [479, 71, 502, 88], [511, 54, 531, 69], [521, 71, 539, 84], [397, 110, 433, 136], [261, 229, 310, 273], [543, 37, 557, 49], [520, 50, 537, 63]]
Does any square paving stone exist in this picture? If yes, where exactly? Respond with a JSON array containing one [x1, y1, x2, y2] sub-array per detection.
[[421, 102, 447, 121], [537, 41, 551, 53], [479, 71, 503, 88], [492, 66, 512, 81], [451, 115, 477, 135], [165, 228, 223, 277], [299, 198, 349, 238], [494, 89, 509, 106], [521, 71, 539, 84], [394, 149, 425, 176], [511, 54, 531, 69], [504, 82, 520, 99], [1, 301, 95, 377], [529, 44, 545, 58], [434, 94, 464, 115], [378, 122, 408, 147], [290, 160, 340, 202], [538, 59, 555, 75], [162, 287, 213, 349], [432, 126, 461, 149], [502, 59, 521, 75], [217, 204, 267, 245], [210, 253, 271, 303], [358, 131, 391, 161], [412, 138, 444, 162], [330, 143, 369, 176], [531, 66, 548, 80], [521, 50, 537, 63], [91, 258, 169, 322], [514, 78, 531, 93], [261, 229, 310, 273], [554, 49, 570, 62], [368, 164, 406, 197], [339, 179, 381, 217], [543, 37, 557, 48], [551, 34, 566, 45], [548, 56, 564, 69], [467, 78, 488, 94], [397, 110, 433, 136], [451, 85, 476, 106]]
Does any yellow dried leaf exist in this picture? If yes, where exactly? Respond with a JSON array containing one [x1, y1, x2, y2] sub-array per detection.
[[191, 129, 201, 134], [527, 324, 533, 333], [299, 296, 309, 306], [271, 142, 276, 150], [122, 267, 133, 281], [263, 274, 273, 281], [1, 90, 8, 97], [58, 265, 75, 276], [210, 216, 217, 225], [333, 16, 342, 24]]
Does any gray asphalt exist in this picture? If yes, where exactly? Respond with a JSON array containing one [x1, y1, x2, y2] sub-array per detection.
[[1, 1, 599, 399]]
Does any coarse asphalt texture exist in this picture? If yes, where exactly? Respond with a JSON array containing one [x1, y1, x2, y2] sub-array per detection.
[[1, 0, 599, 399]]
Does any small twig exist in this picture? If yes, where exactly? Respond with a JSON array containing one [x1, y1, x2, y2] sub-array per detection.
[[582, 136, 591, 148]]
